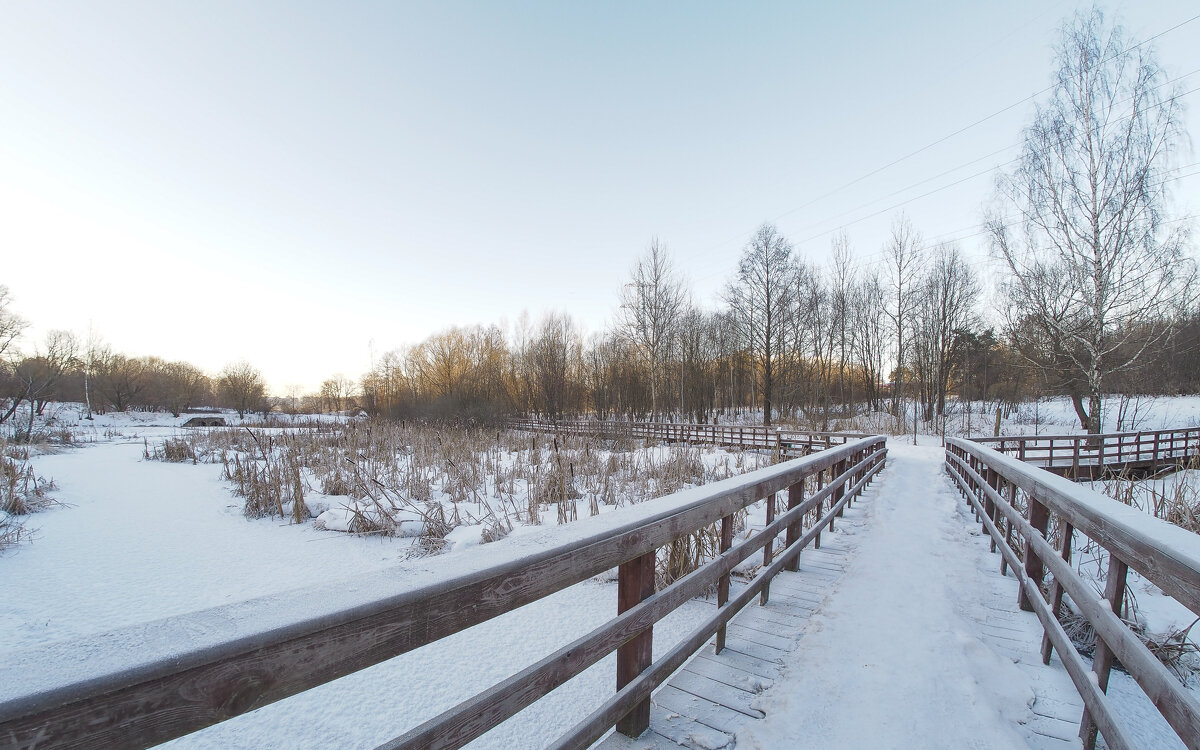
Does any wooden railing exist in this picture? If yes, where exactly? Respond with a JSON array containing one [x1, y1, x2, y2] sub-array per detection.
[[508, 418, 865, 456], [971, 426, 1200, 479], [0, 437, 887, 750], [945, 438, 1200, 750]]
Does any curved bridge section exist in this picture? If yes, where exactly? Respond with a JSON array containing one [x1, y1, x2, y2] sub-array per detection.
[[971, 427, 1200, 480], [509, 419, 865, 457]]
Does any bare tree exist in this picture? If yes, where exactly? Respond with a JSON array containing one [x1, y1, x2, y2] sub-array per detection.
[[618, 238, 687, 419], [0, 287, 29, 424], [910, 243, 980, 422], [830, 233, 855, 414], [989, 8, 1194, 433], [80, 325, 104, 419], [528, 312, 582, 420], [10, 330, 78, 438], [725, 223, 796, 426], [94, 353, 148, 413], [218, 361, 266, 418], [852, 270, 887, 412], [0, 286, 25, 361], [883, 214, 924, 429]]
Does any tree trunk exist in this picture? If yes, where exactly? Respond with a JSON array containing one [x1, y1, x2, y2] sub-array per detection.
[[1069, 392, 1090, 431], [1088, 390, 1103, 434]]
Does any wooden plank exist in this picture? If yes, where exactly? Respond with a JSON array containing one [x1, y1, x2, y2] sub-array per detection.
[[765, 578, 831, 600], [759, 594, 819, 617], [737, 605, 806, 629], [692, 647, 780, 681], [719, 634, 789, 663], [724, 623, 799, 652], [652, 685, 748, 735], [681, 656, 773, 694], [643, 712, 733, 750], [668, 670, 765, 719], [592, 728, 686, 750]]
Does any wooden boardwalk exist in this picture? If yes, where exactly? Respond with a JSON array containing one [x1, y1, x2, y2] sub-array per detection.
[[958, 550, 1086, 749], [595, 497, 869, 749], [972, 428, 1200, 481]]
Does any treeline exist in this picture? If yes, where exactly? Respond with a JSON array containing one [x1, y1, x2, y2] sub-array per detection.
[[0, 289, 270, 435], [5, 215, 1198, 434], [353, 228, 1199, 427]]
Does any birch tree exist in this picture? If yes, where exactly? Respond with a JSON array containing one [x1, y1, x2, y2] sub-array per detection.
[[989, 8, 1194, 433]]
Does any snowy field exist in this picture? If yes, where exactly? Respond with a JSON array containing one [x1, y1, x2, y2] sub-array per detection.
[[0, 406, 786, 747], [4, 400, 1200, 747]]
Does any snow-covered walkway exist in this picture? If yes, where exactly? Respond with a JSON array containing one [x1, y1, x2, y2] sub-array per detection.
[[735, 442, 1040, 749]]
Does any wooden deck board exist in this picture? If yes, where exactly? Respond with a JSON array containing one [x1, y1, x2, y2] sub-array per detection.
[[691, 646, 780, 681], [682, 655, 773, 694], [652, 685, 750, 734], [668, 669, 765, 718]]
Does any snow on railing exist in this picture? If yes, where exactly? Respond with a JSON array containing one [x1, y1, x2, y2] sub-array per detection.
[[971, 426, 1200, 480], [507, 418, 866, 456], [945, 437, 1200, 750], [0, 437, 886, 750]]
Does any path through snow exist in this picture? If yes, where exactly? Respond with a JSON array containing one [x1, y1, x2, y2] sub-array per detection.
[[736, 441, 1038, 749]]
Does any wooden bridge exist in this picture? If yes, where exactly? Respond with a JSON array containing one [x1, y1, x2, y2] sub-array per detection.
[[508, 418, 865, 456], [2, 425, 1199, 749], [971, 426, 1200, 480]]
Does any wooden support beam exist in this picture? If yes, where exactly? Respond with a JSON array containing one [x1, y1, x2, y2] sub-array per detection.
[[1042, 522, 1074, 664], [1019, 497, 1050, 612], [1080, 555, 1129, 750], [616, 551, 656, 737], [761, 494, 775, 605], [784, 481, 803, 573], [714, 515, 734, 654]]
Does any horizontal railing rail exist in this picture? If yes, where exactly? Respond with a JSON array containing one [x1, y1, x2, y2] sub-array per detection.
[[0, 436, 886, 750], [945, 438, 1200, 750], [971, 426, 1200, 479], [508, 418, 866, 456]]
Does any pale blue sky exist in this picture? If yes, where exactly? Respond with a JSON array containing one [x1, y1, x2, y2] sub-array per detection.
[[2, 1, 1197, 392]]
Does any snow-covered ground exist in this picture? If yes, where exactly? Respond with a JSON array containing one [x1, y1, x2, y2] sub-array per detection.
[[4, 403, 1200, 747], [937, 394, 1200, 438]]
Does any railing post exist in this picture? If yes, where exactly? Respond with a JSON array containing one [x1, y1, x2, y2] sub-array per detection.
[[1080, 555, 1129, 750], [814, 467, 826, 548], [1001, 482, 1016, 577], [616, 551, 656, 737], [1041, 522, 1074, 664], [784, 480, 804, 572], [985, 468, 999, 551], [714, 514, 734, 653], [833, 458, 847, 519], [761, 493, 776, 605], [1018, 496, 1050, 612]]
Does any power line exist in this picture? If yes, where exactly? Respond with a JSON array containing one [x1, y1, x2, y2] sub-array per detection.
[[685, 11, 1200, 284], [691, 74, 1200, 285]]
